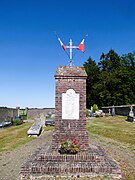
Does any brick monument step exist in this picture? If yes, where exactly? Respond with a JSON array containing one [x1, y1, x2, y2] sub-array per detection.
[[20, 143, 122, 179]]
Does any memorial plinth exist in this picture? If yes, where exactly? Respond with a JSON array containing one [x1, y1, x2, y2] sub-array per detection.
[[20, 66, 122, 179], [52, 66, 89, 151]]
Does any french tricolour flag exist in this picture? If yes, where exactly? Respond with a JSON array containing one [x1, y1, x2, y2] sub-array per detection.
[[58, 37, 66, 51], [77, 39, 85, 52]]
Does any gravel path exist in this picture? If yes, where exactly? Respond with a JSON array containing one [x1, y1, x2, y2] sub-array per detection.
[[0, 131, 53, 180]]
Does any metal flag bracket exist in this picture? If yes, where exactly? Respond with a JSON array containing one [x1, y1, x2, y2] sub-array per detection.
[[55, 32, 88, 66]]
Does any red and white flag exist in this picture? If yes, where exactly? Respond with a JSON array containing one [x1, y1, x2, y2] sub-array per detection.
[[58, 37, 66, 51], [77, 39, 85, 52]]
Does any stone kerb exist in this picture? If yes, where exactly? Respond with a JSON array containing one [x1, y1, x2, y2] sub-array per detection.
[[52, 66, 89, 151]]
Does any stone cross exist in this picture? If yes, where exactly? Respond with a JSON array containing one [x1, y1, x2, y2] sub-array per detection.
[[129, 105, 134, 117]]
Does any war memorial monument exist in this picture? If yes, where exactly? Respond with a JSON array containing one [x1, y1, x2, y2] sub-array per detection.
[[20, 36, 122, 179]]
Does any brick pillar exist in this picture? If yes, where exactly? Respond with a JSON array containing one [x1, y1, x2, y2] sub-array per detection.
[[52, 66, 89, 151]]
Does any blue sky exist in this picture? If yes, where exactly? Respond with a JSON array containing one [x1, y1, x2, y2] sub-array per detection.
[[0, 0, 135, 108]]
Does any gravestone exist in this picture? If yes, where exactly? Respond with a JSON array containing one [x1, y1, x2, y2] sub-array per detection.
[[27, 120, 43, 137], [52, 66, 89, 151], [127, 105, 135, 122], [40, 114, 46, 127], [129, 105, 134, 117], [112, 105, 115, 116]]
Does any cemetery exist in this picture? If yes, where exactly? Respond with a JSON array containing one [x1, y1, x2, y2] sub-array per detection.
[[0, 62, 134, 179], [0, 58, 135, 179], [1, 0, 135, 179], [0, 25, 134, 180]]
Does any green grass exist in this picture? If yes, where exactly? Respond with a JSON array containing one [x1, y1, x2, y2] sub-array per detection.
[[0, 123, 54, 152], [0, 122, 35, 152], [87, 116, 135, 179], [43, 125, 54, 132], [87, 116, 135, 147]]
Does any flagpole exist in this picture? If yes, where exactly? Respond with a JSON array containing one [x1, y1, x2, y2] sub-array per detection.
[[69, 39, 73, 66]]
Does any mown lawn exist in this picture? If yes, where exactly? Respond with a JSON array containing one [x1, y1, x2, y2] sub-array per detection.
[[87, 116, 135, 179], [0, 123, 54, 152], [87, 116, 135, 147], [0, 122, 35, 152]]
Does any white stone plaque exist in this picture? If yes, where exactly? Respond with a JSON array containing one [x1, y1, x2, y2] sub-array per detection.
[[62, 89, 79, 119]]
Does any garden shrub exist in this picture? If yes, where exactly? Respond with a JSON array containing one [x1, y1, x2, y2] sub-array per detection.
[[86, 108, 88, 117], [12, 120, 23, 126], [92, 104, 98, 113]]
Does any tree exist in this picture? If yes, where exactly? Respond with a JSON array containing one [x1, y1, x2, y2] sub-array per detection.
[[84, 50, 135, 108], [121, 52, 135, 68], [98, 49, 121, 72], [83, 57, 100, 108]]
